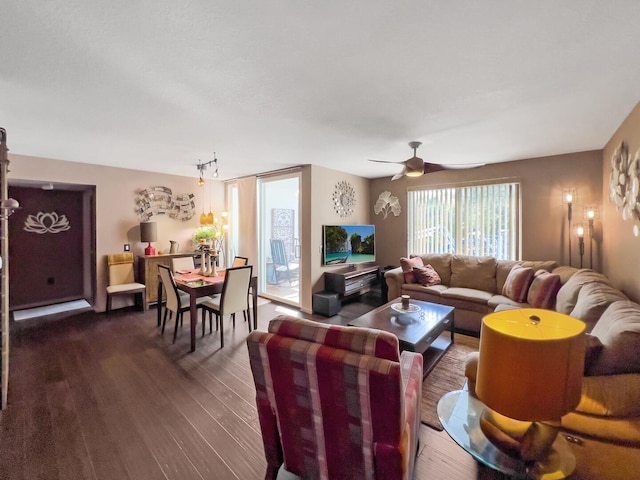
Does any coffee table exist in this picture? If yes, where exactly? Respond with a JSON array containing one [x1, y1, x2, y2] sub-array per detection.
[[348, 297, 454, 376]]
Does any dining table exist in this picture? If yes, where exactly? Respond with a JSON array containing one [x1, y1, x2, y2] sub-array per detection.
[[156, 269, 258, 352]]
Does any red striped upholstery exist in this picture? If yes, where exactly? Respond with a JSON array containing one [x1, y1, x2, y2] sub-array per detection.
[[247, 315, 423, 480]]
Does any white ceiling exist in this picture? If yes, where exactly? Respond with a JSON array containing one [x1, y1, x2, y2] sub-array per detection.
[[2, 1, 640, 181]]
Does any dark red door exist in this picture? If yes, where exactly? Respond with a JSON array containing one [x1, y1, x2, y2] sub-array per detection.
[[8, 186, 85, 310]]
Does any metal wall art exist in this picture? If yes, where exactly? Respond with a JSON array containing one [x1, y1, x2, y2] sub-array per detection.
[[332, 181, 356, 217], [374, 191, 401, 219], [609, 142, 640, 235], [135, 186, 196, 222], [23, 211, 71, 234]]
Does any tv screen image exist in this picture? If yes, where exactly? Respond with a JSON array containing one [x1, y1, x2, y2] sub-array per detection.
[[323, 224, 375, 265]]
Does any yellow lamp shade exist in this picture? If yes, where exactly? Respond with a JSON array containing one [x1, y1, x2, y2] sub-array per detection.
[[476, 309, 586, 422]]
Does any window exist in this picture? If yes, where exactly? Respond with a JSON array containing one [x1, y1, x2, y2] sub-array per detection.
[[407, 181, 521, 260]]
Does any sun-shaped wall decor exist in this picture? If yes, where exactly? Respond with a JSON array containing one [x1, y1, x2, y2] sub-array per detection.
[[332, 180, 356, 217]]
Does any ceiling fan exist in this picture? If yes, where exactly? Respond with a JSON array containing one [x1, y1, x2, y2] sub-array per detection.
[[369, 141, 484, 180]]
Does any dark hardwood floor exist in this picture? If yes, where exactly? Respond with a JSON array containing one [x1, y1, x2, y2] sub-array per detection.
[[2, 292, 636, 479]]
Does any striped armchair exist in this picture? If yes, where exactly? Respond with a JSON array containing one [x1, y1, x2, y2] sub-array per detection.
[[247, 315, 423, 480]]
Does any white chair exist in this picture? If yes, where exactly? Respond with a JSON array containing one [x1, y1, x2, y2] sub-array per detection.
[[158, 265, 212, 343], [232, 256, 249, 267], [199, 265, 253, 348], [171, 256, 195, 273], [106, 253, 146, 314]]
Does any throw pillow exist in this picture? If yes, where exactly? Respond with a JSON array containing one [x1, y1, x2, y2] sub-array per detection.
[[400, 256, 424, 283], [413, 264, 442, 286], [527, 269, 562, 309], [501, 265, 534, 303]]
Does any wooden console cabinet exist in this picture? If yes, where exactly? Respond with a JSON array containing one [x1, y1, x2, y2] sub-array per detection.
[[323, 263, 379, 298], [138, 253, 198, 305]]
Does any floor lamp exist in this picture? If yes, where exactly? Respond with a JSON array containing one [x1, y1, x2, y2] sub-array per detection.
[[575, 224, 585, 268], [562, 190, 576, 267], [584, 206, 598, 269]]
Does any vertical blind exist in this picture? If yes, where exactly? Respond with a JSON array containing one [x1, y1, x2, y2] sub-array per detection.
[[408, 182, 520, 260]]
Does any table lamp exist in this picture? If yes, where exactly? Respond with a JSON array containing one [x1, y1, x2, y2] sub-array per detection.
[[140, 221, 158, 256], [475, 309, 586, 479]]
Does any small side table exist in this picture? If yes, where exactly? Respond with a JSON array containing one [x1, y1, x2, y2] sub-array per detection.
[[437, 390, 531, 479]]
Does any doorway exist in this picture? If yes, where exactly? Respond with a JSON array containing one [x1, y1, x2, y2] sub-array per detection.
[[258, 173, 300, 307], [8, 182, 96, 313]]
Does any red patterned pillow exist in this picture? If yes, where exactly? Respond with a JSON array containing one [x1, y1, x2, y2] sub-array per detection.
[[527, 269, 562, 309], [502, 265, 534, 302], [413, 265, 442, 286], [400, 256, 424, 283]]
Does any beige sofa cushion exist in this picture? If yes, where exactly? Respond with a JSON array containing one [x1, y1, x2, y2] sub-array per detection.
[[450, 255, 497, 292], [496, 259, 519, 293], [556, 269, 614, 314], [552, 265, 580, 284], [588, 301, 640, 376], [415, 253, 452, 285], [520, 260, 558, 272], [570, 282, 628, 332]]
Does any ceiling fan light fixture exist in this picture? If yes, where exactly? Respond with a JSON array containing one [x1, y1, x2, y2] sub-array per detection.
[[405, 155, 424, 177]]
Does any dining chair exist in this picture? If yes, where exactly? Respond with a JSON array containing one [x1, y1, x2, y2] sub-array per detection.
[[106, 253, 146, 314], [199, 265, 253, 348], [232, 256, 249, 267], [171, 256, 195, 273], [270, 239, 299, 285], [157, 265, 211, 343]]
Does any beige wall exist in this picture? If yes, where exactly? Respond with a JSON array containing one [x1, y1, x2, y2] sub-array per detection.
[[10, 100, 640, 313], [8, 154, 225, 311], [602, 101, 640, 302], [370, 151, 603, 271], [304, 165, 371, 313]]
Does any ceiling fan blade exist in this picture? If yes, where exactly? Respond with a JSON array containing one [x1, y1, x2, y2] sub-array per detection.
[[423, 163, 447, 174], [368, 159, 405, 164], [391, 166, 407, 181], [424, 162, 485, 173]]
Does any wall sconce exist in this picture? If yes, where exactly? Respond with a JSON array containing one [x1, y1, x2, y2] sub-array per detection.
[[0, 198, 20, 220], [584, 206, 599, 269], [575, 223, 585, 268], [562, 189, 576, 267]]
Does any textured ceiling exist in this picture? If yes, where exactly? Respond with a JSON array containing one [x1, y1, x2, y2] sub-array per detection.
[[2, 1, 640, 180]]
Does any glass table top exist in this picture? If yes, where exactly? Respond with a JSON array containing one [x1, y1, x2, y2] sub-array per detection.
[[437, 390, 530, 478]]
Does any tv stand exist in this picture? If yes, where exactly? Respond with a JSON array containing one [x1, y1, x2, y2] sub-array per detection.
[[324, 263, 379, 298]]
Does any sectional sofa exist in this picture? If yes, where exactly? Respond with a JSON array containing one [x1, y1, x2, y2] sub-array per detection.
[[384, 253, 640, 445]]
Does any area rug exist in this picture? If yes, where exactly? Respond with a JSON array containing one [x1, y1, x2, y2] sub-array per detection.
[[421, 334, 479, 430]]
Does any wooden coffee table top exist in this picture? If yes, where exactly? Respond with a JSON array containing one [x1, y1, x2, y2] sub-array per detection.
[[348, 298, 454, 348]]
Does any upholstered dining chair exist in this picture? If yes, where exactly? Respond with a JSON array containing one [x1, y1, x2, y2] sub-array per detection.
[[232, 256, 249, 267], [106, 253, 146, 314], [199, 265, 253, 348], [171, 256, 195, 273], [247, 316, 423, 480], [157, 265, 212, 343]]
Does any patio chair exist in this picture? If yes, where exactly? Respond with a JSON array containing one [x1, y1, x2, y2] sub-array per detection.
[[270, 239, 299, 285]]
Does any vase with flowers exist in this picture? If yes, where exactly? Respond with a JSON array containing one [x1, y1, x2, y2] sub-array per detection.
[[193, 226, 217, 248]]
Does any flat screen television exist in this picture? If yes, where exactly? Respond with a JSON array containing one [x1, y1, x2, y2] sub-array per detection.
[[323, 224, 375, 266]]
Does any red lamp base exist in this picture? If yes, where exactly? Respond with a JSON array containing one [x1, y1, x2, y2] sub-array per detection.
[[144, 243, 156, 256]]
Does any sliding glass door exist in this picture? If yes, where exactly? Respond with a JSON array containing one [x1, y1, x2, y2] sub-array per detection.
[[258, 172, 300, 306]]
